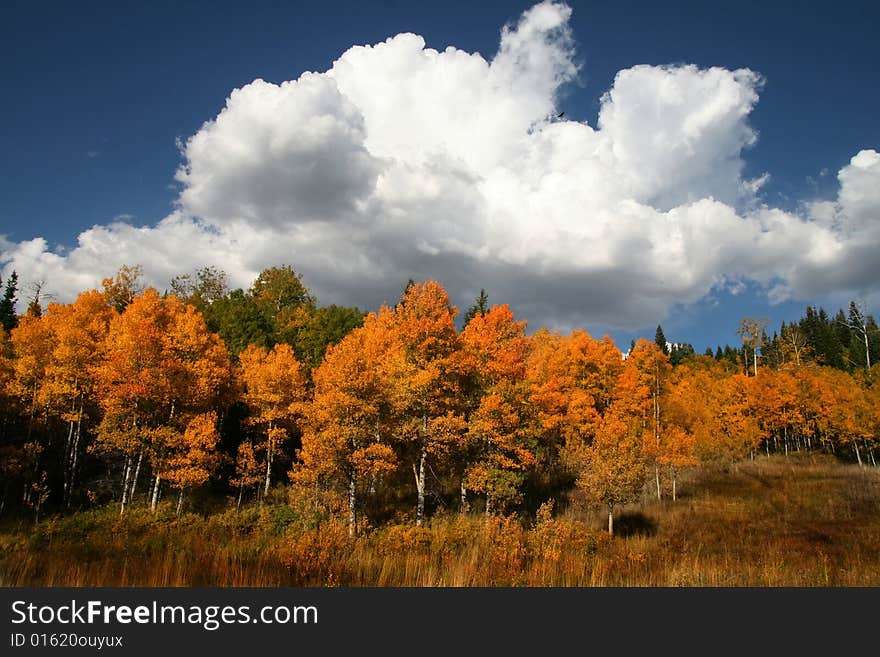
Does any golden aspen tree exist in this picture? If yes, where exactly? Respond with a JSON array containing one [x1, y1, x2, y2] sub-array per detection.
[[572, 414, 646, 535], [750, 369, 801, 456], [41, 291, 113, 506], [162, 412, 222, 516], [296, 308, 401, 535], [624, 339, 671, 499], [460, 304, 533, 513], [656, 426, 696, 501], [391, 281, 466, 526], [9, 314, 54, 440], [793, 367, 831, 453], [147, 298, 230, 512], [717, 374, 766, 461], [94, 289, 170, 513], [818, 368, 871, 465], [239, 343, 308, 499], [9, 314, 55, 508], [0, 326, 29, 514], [526, 330, 586, 463], [665, 360, 760, 464], [95, 289, 231, 513], [526, 330, 622, 476], [860, 366, 880, 466], [567, 331, 626, 419], [231, 440, 263, 509]]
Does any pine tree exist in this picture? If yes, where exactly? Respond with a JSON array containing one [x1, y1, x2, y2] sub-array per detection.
[[670, 343, 695, 366], [462, 289, 489, 327], [654, 325, 669, 355], [0, 271, 19, 332]]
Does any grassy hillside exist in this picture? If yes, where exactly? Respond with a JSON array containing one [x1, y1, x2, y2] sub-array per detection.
[[1, 454, 878, 586]]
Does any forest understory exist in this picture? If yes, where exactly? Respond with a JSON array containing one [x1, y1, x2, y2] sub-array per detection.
[[3, 453, 878, 587]]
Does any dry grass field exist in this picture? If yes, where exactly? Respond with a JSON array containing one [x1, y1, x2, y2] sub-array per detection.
[[2, 454, 878, 586]]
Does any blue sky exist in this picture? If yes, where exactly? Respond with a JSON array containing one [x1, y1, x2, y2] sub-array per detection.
[[2, 0, 878, 351]]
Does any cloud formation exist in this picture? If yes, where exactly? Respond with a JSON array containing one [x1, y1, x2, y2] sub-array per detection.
[[2, 1, 879, 329]]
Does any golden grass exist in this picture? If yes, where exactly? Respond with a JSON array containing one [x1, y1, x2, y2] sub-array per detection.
[[2, 454, 879, 586]]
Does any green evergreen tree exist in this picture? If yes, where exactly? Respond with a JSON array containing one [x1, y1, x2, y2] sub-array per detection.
[[0, 271, 18, 332], [670, 342, 695, 366], [462, 289, 489, 327], [401, 278, 416, 301], [868, 315, 880, 368], [654, 324, 669, 355], [722, 345, 740, 366]]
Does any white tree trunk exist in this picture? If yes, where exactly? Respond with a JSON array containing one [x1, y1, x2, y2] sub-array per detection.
[[654, 369, 661, 501], [120, 454, 132, 515], [129, 450, 143, 502], [348, 473, 357, 537], [607, 505, 614, 536], [413, 447, 427, 526], [68, 402, 83, 508], [63, 418, 75, 505], [150, 475, 161, 513], [263, 440, 273, 498]]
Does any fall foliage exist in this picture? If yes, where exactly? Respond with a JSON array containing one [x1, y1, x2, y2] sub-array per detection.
[[0, 267, 877, 546]]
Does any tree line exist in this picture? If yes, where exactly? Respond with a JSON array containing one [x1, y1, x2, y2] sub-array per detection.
[[0, 267, 877, 534]]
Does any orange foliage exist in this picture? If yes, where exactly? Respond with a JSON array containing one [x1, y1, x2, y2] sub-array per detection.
[[460, 305, 533, 510], [239, 343, 308, 496], [1, 276, 877, 533]]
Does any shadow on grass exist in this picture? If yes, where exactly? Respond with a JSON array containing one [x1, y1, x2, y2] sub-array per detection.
[[614, 512, 657, 538]]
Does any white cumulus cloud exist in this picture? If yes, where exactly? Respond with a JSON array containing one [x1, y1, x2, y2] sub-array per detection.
[[2, 0, 879, 329]]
